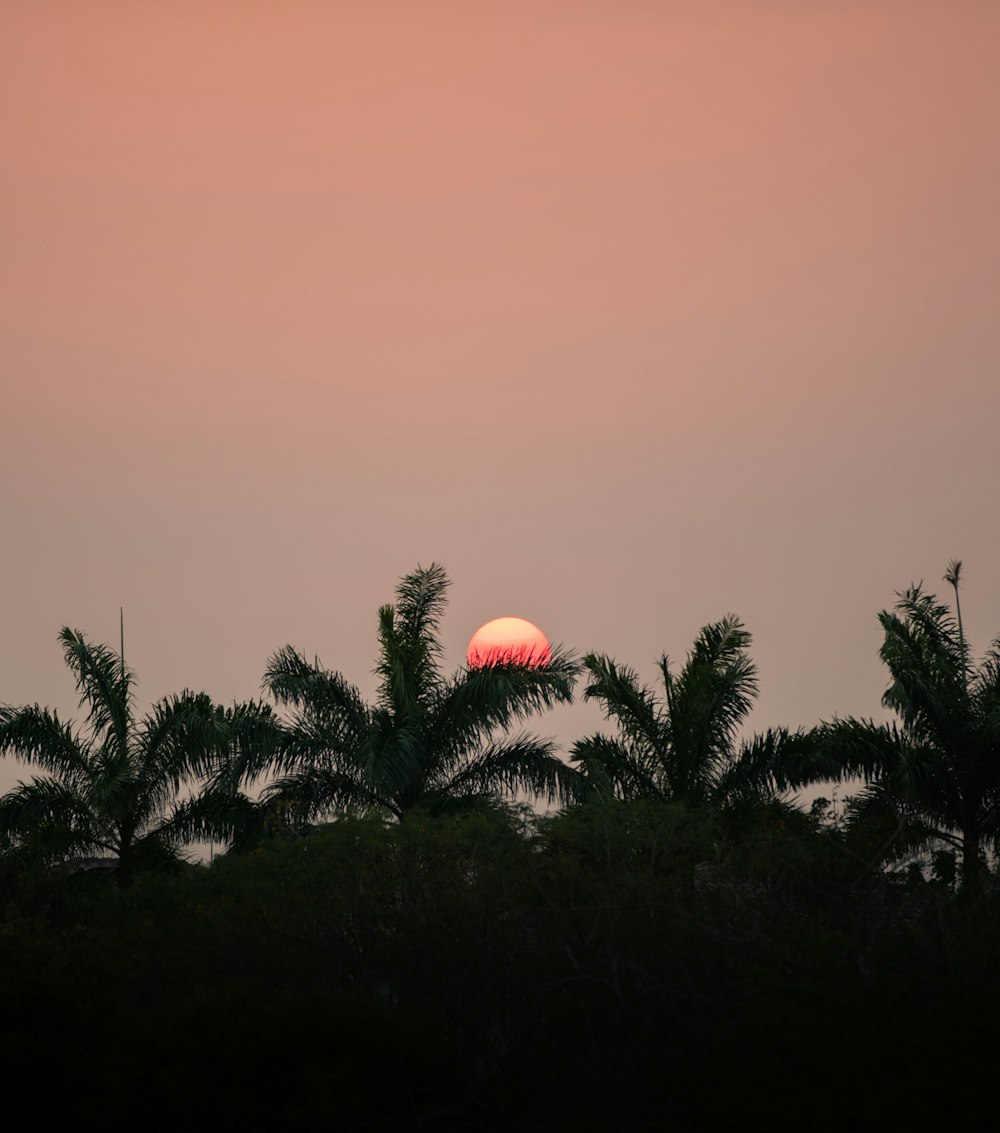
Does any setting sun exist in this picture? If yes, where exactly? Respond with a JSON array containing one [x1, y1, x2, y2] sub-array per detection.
[[467, 617, 552, 668]]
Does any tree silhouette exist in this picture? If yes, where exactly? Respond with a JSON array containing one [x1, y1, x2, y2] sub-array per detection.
[[572, 615, 799, 807], [224, 563, 581, 823], [805, 564, 1000, 892], [0, 628, 273, 884]]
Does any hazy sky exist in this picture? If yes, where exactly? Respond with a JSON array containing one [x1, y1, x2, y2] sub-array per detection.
[[3, 1, 999, 798]]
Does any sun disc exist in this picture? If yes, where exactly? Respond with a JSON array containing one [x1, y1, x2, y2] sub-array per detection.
[[467, 617, 552, 669]]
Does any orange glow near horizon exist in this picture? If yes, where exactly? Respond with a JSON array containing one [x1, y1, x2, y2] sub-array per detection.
[[467, 618, 552, 669]]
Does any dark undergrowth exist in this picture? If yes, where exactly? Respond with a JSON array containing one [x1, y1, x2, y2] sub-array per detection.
[[2, 803, 998, 1131]]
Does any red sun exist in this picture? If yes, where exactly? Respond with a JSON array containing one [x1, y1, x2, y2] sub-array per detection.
[[467, 617, 552, 668]]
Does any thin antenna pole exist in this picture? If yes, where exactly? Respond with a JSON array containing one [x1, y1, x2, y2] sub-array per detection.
[[120, 606, 125, 682]]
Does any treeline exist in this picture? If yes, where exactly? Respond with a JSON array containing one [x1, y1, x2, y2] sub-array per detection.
[[2, 560, 997, 892], [1, 561, 999, 1127]]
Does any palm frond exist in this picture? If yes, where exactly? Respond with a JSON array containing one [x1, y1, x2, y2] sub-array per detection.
[[430, 646, 578, 756], [262, 764, 389, 822], [0, 704, 89, 778], [687, 614, 753, 673], [140, 691, 225, 782], [58, 627, 132, 755], [229, 723, 362, 787], [83, 761, 141, 832], [163, 786, 267, 846], [367, 715, 429, 809], [715, 727, 808, 799], [393, 562, 449, 650], [373, 565, 450, 714], [265, 648, 368, 728], [441, 734, 584, 806], [880, 622, 971, 791], [666, 616, 757, 794], [570, 732, 665, 802], [256, 648, 368, 786], [972, 637, 1000, 748], [808, 718, 907, 783], [880, 588, 967, 734], [581, 653, 666, 758], [0, 776, 103, 855], [888, 585, 965, 672], [375, 603, 432, 718], [143, 693, 285, 791]]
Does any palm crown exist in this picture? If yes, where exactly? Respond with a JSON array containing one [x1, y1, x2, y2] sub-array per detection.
[[572, 615, 795, 807], [230, 564, 581, 823], [808, 565, 1000, 890], [0, 628, 267, 883]]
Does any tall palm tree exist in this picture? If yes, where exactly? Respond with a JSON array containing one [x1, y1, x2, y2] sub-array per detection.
[[0, 628, 275, 884], [572, 615, 799, 807], [224, 563, 581, 824], [805, 565, 1000, 892]]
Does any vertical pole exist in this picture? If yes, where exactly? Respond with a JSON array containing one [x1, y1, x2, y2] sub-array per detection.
[[944, 561, 967, 694], [120, 606, 125, 682]]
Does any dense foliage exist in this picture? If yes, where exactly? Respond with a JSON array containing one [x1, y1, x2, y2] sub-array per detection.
[[2, 806, 999, 1128]]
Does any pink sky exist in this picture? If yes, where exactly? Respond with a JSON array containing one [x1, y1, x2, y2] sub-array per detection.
[[3, 2, 999, 797]]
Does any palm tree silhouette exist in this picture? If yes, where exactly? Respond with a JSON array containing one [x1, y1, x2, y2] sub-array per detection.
[[571, 615, 798, 807], [0, 628, 271, 884], [806, 564, 1000, 892], [225, 563, 581, 824]]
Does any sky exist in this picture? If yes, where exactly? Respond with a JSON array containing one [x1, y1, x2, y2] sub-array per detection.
[[3, 1, 999, 801]]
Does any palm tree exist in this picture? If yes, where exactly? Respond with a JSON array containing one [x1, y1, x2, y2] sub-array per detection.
[[224, 563, 581, 824], [804, 564, 1000, 893], [572, 615, 800, 808], [0, 627, 275, 885]]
